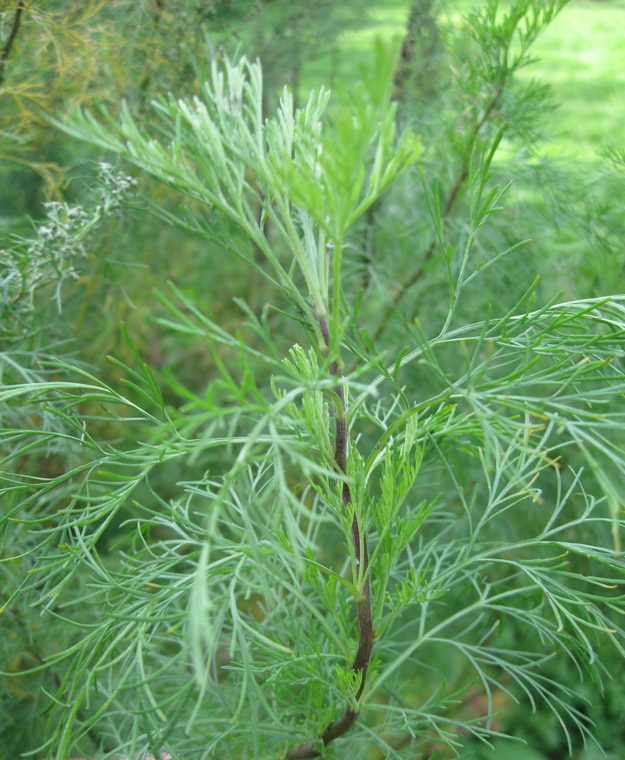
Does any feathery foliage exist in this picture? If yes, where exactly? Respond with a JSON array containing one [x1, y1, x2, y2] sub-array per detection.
[[2, 2, 625, 759]]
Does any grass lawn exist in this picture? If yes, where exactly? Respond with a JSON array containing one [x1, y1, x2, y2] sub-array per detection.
[[302, 0, 625, 162], [513, 0, 625, 160]]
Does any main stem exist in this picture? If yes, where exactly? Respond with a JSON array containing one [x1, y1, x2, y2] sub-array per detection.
[[286, 317, 374, 759]]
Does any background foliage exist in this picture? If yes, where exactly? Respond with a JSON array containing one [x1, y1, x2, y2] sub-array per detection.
[[2, 1, 625, 759]]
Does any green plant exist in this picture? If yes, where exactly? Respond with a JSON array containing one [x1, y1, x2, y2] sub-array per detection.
[[2, 4, 625, 759]]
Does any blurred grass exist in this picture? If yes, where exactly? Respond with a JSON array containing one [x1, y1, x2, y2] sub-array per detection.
[[302, 0, 625, 162], [512, 0, 625, 160]]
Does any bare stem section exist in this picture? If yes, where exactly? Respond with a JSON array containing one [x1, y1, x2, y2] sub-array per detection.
[[286, 317, 374, 758]]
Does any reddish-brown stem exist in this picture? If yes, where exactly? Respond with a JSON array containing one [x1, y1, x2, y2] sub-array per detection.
[[286, 317, 374, 759]]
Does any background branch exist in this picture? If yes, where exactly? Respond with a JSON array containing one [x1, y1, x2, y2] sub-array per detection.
[[372, 84, 505, 343], [0, 0, 25, 88]]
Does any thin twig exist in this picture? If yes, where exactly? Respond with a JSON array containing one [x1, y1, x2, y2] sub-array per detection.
[[359, 0, 440, 296], [372, 84, 505, 344], [0, 0, 25, 88], [138, 0, 165, 97]]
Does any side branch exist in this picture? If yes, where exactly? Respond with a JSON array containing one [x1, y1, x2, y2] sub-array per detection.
[[286, 318, 374, 759], [373, 84, 505, 343]]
